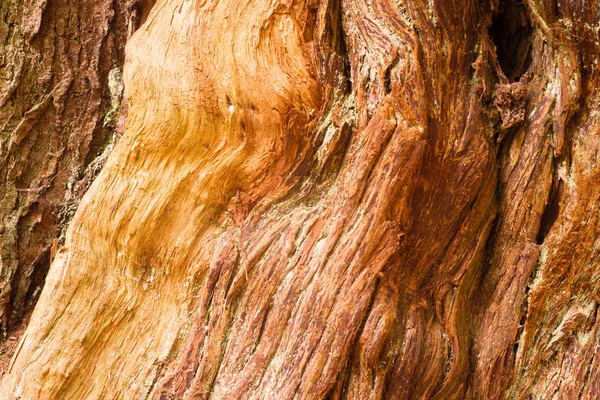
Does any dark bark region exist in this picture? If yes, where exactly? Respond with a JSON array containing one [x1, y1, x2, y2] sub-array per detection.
[[0, 0, 154, 339]]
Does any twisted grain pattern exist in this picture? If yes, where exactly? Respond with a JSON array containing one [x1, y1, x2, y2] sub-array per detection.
[[1, 0, 600, 399]]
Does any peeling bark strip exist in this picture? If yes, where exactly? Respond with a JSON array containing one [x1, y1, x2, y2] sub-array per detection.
[[0, 0, 156, 340], [1, 0, 599, 399]]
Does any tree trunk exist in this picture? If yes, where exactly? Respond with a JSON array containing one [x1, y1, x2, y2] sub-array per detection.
[[0, 0, 155, 340], [1, 0, 599, 399]]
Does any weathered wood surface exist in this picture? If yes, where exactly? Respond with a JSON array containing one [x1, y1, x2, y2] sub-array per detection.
[[0, 0, 138, 339], [1, 0, 600, 399]]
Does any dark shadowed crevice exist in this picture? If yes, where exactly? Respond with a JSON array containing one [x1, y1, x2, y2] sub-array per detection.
[[513, 281, 530, 358], [328, 0, 351, 91], [489, 0, 533, 81], [139, 0, 157, 25], [126, 0, 157, 28], [22, 248, 50, 312], [536, 177, 564, 245], [383, 54, 399, 95]]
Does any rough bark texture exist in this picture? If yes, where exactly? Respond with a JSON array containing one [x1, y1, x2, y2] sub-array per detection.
[[1, 0, 600, 399], [0, 0, 152, 339]]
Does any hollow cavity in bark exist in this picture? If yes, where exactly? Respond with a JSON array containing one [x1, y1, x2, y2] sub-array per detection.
[[489, 0, 533, 81]]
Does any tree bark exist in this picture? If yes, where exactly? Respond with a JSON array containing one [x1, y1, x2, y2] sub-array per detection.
[[1, 0, 600, 399], [0, 0, 153, 340]]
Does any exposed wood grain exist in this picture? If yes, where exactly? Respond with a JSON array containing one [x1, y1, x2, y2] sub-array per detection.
[[1, 0, 599, 399]]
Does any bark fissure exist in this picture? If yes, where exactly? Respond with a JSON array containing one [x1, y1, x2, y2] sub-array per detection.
[[489, 0, 533, 82]]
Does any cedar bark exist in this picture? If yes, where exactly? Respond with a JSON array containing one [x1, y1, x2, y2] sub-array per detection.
[[0, 0, 155, 340], [0, 0, 130, 338], [1, 0, 600, 399]]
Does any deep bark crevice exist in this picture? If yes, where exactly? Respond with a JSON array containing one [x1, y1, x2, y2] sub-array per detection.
[[489, 0, 533, 81], [535, 175, 563, 245]]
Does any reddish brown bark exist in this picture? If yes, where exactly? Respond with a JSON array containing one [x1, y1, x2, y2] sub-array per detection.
[[1, 0, 600, 399]]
